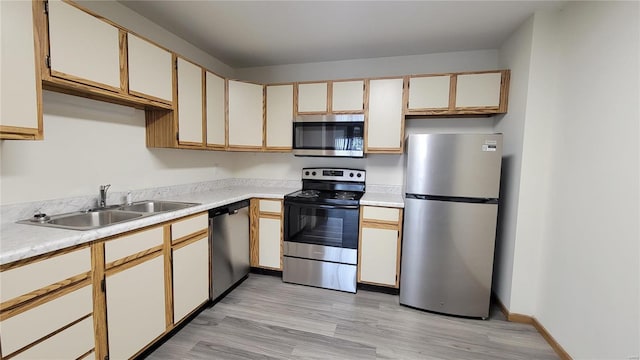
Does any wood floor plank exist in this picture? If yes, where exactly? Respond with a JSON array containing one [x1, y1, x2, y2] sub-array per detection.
[[146, 274, 559, 360]]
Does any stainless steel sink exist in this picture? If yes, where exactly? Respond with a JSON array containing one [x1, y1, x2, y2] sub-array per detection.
[[18, 200, 200, 231], [116, 200, 199, 213], [46, 210, 143, 230]]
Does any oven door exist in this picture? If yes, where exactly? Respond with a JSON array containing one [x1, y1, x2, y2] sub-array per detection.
[[283, 200, 359, 249], [292, 121, 364, 157]]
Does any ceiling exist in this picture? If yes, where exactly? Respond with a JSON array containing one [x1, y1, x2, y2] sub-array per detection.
[[118, 1, 565, 69]]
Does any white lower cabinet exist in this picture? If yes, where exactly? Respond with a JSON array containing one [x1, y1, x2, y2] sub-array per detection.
[[359, 227, 400, 286], [0, 285, 93, 358], [173, 236, 210, 322], [358, 206, 403, 288], [106, 255, 166, 359], [250, 199, 283, 270], [258, 217, 281, 269], [13, 316, 95, 360]]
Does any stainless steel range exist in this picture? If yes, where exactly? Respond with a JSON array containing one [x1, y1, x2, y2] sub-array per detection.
[[283, 168, 365, 293]]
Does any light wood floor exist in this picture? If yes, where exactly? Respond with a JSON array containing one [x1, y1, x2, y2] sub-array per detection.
[[147, 274, 558, 359]]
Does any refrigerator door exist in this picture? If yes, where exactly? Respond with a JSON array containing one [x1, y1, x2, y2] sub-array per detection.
[[400, 197, 498, 318], [405, 134, 502, 199]]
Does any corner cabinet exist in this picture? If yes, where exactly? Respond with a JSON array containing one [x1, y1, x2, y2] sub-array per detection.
[[250, 199, 283, 270], [358, 206, 403, 288], [406, 70, 510, 116], [0, 0, 43, 140], [205, 71, 226, 149], [365, 78, 405, 153]]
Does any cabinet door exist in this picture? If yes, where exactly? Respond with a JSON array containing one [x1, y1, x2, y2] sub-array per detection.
[[127, 33, 172, 103], [258, 217, 281, 269], [455, 72, 502, 108], [173, 237, 209, 322], [297, 82, 328, 114], [366, 78, 404, 152], [0, 285, 93, 358], [0, 0, 42, 139], [407, 75, 451, 110], [48, 0, 120, 91], [265, 84, 293, 150], [332, 80, 364, 113], [12, 316, 94, 360], [359, 227, 399, 287], [106, 255, 166, 359], [205, 71, 225, 148], [228, 80, 263, 149], [177, 57, 204, 146]]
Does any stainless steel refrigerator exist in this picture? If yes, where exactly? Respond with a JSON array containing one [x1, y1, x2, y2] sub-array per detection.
[[400, 133, 502, 319]]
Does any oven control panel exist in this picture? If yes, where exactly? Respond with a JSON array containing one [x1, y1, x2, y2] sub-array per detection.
[[302, 168, 365, 182]]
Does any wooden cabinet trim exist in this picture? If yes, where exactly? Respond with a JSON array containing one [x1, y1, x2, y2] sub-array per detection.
[[249, 199, 260, 267], [0, 276, 91, 321], [163, 224, 174, 330], [172, 231, 208, 250], [90, 242, 108, 360], [104, 247, 163, 276]]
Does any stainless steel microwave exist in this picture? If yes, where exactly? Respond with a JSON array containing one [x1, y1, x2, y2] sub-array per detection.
[[292, 114, 365, 158]]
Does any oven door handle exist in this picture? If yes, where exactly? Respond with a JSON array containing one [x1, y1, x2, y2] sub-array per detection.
[[284, 201, 359, 210]]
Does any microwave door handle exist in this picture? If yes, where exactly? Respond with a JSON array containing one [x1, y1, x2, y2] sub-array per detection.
[[285, 201, 359, 210]]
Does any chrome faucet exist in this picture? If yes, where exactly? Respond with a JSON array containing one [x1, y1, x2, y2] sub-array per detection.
[[99, 184, 111, 208]]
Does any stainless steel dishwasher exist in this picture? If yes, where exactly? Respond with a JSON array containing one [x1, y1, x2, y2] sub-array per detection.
[[209, 200, 250, 301]]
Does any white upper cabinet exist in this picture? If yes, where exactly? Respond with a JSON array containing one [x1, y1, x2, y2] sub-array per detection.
[[176, 57, 204, 146], [407, 75, 450, 110], [228, 80, 263, 148], [205, 71, 226, 148], [0, 0, 41, 139], [127, 33, 172, 102], [297, 82, 328, 114], [366, 78, 404, 152], [332, 80, 365, 112], [455, 72, 503, 108], [47, 0, 120, 90], [265, 84, 293, 150]]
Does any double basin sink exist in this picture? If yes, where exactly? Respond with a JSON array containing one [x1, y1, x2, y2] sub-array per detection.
[[20, 200, 200, 231]]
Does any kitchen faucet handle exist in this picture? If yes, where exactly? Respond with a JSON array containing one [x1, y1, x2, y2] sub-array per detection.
[[100, 184, 111, 191]]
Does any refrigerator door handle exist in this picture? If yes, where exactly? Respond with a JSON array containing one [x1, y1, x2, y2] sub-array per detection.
[[406, 194, 498, 204]]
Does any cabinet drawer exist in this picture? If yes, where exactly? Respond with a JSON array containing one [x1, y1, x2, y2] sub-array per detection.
[[172, 213, 208, 241], [0, 247, 90, 303], [0, 285, 92, 357], [105, 226, 163, 264], [259, 200, 281, 213], [12, 316, 94, 360], [362, 206, 400, 223]]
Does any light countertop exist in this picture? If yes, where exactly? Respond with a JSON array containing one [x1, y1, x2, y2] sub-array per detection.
[[1, 185, 404, 266]]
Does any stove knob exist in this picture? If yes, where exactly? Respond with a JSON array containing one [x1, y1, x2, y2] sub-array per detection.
[[357, 173, 362, 178], [305, 171, 310, 176], [312, 171, 316, 176], [349, 173, 354, 177]]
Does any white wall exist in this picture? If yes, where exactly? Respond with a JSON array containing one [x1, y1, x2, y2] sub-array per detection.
[[533, 2, 639, 358], [0, 92, 234, 204], [508, 9, 561, 317], [493, 16, 534, 310]]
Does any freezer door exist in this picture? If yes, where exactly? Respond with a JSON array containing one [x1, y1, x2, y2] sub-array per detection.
[[399, 197, 498, 318], [406, 133, 502, 198]]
